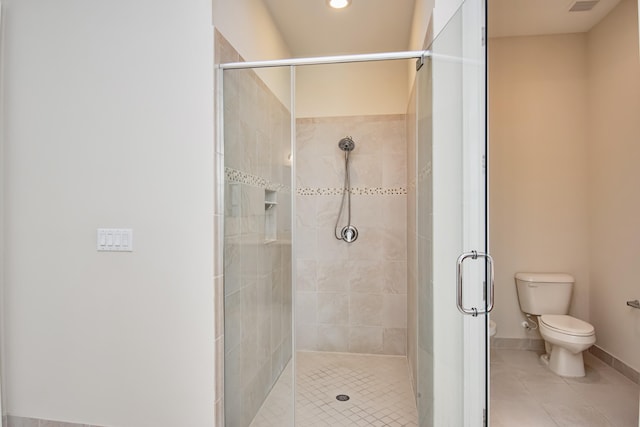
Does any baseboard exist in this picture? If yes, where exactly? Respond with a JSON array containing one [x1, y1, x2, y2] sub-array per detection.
[[490, 337, 545, 351], [589, 345, 639, 385], [490, 339, 640, 385]]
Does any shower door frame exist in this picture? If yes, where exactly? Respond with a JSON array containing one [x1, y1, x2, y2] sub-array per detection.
[[413, 0, 488, 421], [217, 24, 488, 424]]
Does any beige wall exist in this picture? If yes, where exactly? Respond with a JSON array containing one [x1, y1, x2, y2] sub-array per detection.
[[213, 0, 472, 120], [212, 0, 413, 118], [297, 0, 465, 118], [212, 0, 290, 62], [296, 62, 410, 118], [489, 33, 591, 340], [212, 0, 292, 108], [490, 0, 640, 373], [587, 0, 640, 372]]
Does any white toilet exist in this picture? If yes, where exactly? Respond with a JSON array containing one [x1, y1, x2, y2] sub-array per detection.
[[515, 272, 596, 377]]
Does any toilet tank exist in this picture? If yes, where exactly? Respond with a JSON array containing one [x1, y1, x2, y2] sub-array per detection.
[[515, 272, 574, 315]]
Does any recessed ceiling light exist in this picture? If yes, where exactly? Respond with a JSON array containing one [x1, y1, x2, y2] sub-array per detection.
[[327, 0, 351, 9]]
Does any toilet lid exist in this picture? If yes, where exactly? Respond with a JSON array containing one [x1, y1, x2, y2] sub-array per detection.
[[540, 314, 595, 336]]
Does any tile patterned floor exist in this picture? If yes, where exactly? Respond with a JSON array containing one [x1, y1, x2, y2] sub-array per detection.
[[250, 347, 638, 426], [491, 348, 640, 427], [250, 351, 418, 427], [295, 351, 418, 427]]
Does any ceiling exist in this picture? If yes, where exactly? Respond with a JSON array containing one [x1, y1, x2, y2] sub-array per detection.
[[262, 0, 622, 57], [488, 0, 622, 38], [262, 0, 417, 57]]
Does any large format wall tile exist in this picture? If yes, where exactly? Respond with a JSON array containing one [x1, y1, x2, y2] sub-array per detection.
[[219, 32, 293, 427], [296, 115, 408, 355]]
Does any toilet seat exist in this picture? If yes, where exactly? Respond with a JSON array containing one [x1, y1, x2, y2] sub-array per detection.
[[539, 314, 594, 337]]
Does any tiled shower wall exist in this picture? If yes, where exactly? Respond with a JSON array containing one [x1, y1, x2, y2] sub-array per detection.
[[406, 83, 418, 394], [295, 115, 408, 355], [416, 57, 434, 427], [217, 32, 293, 427]]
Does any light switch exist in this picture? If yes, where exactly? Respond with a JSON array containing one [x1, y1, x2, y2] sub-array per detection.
[[97, 228, 133, 252]]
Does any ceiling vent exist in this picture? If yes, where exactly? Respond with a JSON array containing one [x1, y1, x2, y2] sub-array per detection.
[[568, 0, 599, 12]]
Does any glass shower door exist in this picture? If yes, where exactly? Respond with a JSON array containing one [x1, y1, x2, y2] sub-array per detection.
[[416, 0, 489, 425], [221, 64, 294, 427]]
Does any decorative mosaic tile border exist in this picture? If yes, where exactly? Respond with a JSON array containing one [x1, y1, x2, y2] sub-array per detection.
[[297, 187, 407, 196], [225, 168, 407, 196], [225, 167, 289, 192]]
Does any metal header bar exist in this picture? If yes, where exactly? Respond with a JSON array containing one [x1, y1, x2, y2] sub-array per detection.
[[218, 50, 431, 70]]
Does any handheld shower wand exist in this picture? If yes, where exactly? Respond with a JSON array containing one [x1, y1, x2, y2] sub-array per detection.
[[335, 137, 358, 243]]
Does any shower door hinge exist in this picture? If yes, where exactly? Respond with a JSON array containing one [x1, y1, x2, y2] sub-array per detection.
[[482, 154, 486, 173], [482, 27, 486, 46], [483, 408, 487, 427]]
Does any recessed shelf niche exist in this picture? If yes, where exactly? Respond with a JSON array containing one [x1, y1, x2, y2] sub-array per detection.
[[265, 190, 277, 242]]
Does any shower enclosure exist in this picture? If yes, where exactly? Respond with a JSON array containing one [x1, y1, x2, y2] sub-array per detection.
[[216, 0, 489, 425], [218, 63, 294, 427]]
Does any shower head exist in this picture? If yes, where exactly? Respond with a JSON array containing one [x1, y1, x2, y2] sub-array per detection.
[[338, 136, 355, 152]]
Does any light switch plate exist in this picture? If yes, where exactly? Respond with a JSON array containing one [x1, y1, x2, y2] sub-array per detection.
[[97, 228, 133, 252]]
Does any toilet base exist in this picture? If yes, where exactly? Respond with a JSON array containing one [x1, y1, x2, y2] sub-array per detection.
[[540, 346, 586, 377]]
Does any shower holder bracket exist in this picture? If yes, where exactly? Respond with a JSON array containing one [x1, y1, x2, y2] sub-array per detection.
[[340, 225, 358, 243]]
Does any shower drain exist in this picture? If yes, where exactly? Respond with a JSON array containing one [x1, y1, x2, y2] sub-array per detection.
[[336, 394, 350, 402]]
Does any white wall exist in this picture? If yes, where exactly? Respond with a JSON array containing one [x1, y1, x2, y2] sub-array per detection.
[[1, 0, 215, 425], [409, 0, 466, 51], [489, 33, 591, 340], [407, 0, 464, 103], [0, 0, 5, 419], [410, 0, 434, 51]]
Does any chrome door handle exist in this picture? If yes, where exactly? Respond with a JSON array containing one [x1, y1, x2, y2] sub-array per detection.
[[456, 251, 494, 316]]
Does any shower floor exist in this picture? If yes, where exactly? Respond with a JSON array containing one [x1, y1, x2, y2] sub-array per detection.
[[250, 351, 418, 427]]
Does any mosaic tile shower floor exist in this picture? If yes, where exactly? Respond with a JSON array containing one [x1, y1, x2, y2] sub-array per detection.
[[250, 351, 418, 427]]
